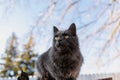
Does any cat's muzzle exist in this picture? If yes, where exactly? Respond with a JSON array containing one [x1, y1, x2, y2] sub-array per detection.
[[55, 41, 65, 50]]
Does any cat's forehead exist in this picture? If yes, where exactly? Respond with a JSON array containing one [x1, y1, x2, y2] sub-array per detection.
[[56, 30, 68, 35]]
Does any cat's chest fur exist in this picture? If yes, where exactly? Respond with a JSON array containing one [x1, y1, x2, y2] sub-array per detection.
[[48, 49, 81, 78], [51, 50, 79, 70]]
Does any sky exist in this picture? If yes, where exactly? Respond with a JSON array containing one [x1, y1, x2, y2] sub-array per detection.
[[0, 0, 45, 53], [0, 0, 120, 74]]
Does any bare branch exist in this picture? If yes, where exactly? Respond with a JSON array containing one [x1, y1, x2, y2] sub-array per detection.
[[57, 0, 80, 26], [102, 51, 120, 66], [78, 3, 112, 30], [109, 22, 120, 40], [83, 7, 120, 40], [98, 21, 120, 58], [4, 0, 15, 17], [115, 27, 120, 44], [31, 0, 58, 34]]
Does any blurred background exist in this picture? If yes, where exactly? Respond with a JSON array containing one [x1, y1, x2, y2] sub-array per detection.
[[0, 0, 120, 78]]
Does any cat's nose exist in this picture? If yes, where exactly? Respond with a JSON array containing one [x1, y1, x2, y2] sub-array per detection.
[[56, 40, 61, 47], [58, 39, 62, 44], [58, 40, 62, 43], [57, 39, 62, 46]]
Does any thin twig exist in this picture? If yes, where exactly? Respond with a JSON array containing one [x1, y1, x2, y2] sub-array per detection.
[[57, 0, 80, 26]]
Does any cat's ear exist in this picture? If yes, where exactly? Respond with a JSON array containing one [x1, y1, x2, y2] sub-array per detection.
[[53, 26, 59, 34], [68, 23, 76, 36]]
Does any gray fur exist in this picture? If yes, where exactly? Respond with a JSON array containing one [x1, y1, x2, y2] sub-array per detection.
[[36, 23, 83, 80]]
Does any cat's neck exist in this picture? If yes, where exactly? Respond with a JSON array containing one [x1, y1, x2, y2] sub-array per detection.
[[52, 47, 79, 55]]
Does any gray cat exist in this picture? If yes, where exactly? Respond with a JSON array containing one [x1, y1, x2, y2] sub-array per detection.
[[36, 23, 83, 80]]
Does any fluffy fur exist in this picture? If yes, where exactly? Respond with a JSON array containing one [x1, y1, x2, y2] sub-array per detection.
[[36, 23, 83, 80]]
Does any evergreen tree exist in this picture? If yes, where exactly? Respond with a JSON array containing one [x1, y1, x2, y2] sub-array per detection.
[[18, 34, 37, 76], [0, 33, 19, 77]]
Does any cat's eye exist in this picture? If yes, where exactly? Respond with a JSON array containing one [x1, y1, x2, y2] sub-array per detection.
[[55, 36, 59, 40], [65, 35, 69, 39]]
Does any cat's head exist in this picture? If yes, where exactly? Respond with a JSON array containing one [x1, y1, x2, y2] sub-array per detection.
[[53, 23, 79, 52]]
